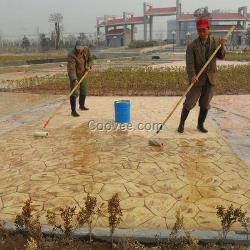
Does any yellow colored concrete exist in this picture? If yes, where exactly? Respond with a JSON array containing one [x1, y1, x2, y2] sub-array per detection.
[[0, 95, 249, 231]]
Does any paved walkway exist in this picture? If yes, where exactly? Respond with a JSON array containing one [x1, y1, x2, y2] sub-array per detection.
[[0, 94, 249, 231], [0, 63, 65, 80], [151, 60, 250, 69], [210, 95, 250, 167]]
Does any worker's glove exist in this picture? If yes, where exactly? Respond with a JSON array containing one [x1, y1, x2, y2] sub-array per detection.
[[191, 76, 199, 84], [87, 65, 93, 73], [72, 79, 78, 87]]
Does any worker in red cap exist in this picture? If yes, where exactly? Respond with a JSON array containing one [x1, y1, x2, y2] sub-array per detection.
[[177, 18, 227, 133]]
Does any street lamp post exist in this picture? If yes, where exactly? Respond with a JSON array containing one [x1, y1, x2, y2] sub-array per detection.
[[97, 34, 100, 47], [186, 32, 191, 45], [172, 30, 176, 52]]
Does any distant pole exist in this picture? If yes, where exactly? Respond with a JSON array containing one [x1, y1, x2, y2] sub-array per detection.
[[149, 16, 153, 41], [143, 2, 148, 42], [123, 12, 126, 46], [131, 24, 134, 43], [172, 30, 176, 52], [36, 26, 40, 51], [186, 31, 191, 45], [97, 34, 100, 47], [176, 0, 181, 46]]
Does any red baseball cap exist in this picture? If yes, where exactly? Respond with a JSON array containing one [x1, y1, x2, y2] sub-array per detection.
[[196, 18, 210, 30]]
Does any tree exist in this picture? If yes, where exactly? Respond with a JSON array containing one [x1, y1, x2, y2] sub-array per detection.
[[21, 35, 30, 50], [194, 7, 211, 19], [78, 32, 87, 43], [49, 12, 63, 50], [39, 33, 49, 51], [50, 31, 56, 48], [0, 30, 2, 50], [65, 34, 77, 48]]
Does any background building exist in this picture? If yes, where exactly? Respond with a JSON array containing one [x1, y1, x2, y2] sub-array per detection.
[[177, 6, 250, 46], [105, 28, 132, 47], [96, 1, 250, 47]]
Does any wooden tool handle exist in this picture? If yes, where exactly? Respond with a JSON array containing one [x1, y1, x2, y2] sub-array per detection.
[[68, 70, 89, 97], [42, 70, 90, 129], [196, 25, 235, 79], [156, 26, 235, 134]]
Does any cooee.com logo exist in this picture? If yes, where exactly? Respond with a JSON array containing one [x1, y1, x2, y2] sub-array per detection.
[[88, 120, 162, 132]]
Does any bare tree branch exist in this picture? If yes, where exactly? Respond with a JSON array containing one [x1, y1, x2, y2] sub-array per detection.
[[49, 13, 63, 50]]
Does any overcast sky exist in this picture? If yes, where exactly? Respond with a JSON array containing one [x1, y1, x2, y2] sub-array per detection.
[[0, 0, 249, 38]]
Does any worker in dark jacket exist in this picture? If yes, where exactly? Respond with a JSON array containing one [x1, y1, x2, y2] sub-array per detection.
[[177, 18, 227, 133], [67, 41, 93, 117]]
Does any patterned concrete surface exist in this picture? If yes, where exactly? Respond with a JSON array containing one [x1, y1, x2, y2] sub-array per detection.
[[0, 95, 249, 231], [0, 63, 65, 81], [151, 60, 250, 69], [0, 92, 56, 117], [210, 95, 250, 167]]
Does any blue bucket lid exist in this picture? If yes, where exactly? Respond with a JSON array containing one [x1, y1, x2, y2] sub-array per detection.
[[114, 100, 130, 104]]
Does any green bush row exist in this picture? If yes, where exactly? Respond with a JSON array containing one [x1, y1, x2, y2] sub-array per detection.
[[4, 65, 250, 96]]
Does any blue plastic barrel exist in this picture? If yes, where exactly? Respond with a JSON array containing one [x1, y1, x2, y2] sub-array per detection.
[[114, 100, 131, 123]]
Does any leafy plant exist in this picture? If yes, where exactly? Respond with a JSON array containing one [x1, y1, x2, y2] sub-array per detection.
[[14, 198, 42, 243], [118, 238, 147, 250], [216, 204, 246, 240], [0, 197, 249, 249], [25, 237, 38, 250], [15, 198, 33, 231], [5, 64, 250, 96], [108, 193, 123, 249], [239, 215, 250, 240], [60, 206, 77, 239], [161, 211, 199, 250], [46, 206, 77, 240], [76, 193, 104, 245], [170, 210, 184, 237], [226, 52, 250, 61]]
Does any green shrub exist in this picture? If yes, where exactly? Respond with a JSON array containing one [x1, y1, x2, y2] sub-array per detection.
[[4, 64, 250, 96]]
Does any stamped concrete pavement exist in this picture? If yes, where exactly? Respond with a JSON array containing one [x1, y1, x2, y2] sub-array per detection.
[[0, 94, 249, 231]]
